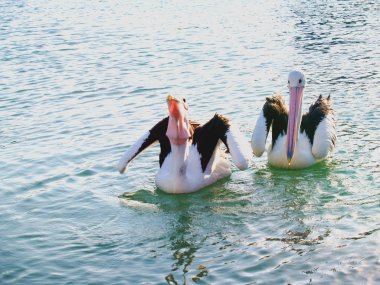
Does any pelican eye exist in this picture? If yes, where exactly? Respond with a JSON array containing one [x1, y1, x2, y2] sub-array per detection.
[[299, 79, 302, 83], [288, 80, 290, 84], [183, 98, 186, 103]]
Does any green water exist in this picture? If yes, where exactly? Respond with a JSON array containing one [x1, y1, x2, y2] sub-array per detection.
[[1, 0, 379, 284]]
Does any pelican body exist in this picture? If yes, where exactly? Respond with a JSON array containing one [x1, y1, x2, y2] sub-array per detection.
[[119, 95, 252, 193], [251, 70, 336, 169]]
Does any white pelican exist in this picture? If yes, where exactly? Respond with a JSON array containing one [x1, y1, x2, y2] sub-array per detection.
[[119, 95, 252, 193], [251, 70, 336, 169]]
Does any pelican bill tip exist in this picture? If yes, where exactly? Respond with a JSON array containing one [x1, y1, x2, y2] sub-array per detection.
[[287, 152, 293, 164], [166, 94, 180, 102]]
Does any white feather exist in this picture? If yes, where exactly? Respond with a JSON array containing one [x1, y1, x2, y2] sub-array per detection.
[[312, 114, 336, 159], [118, 132, 151, 173], [264, 115, 336, 169], [226, 125, 252, 170], [268, 132, 317, 169], [251, 110, 268, 157], [155, 142, 231, 194]]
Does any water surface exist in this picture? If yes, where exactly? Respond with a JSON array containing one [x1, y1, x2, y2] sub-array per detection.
[[1, 0, 379, 284]]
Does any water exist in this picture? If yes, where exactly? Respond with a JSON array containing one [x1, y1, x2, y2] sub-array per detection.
[[1, 0, 379, 284]]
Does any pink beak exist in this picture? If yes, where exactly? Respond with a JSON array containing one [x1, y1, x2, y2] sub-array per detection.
[[286, 87, 304, 164], [166, 96, 191, 145]]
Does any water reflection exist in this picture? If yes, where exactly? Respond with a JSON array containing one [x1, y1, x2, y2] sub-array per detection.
[[255, 164, 334, 252], [165, 211, 200, 285], [119, 183, 248, 284], [120, 190, 202, 283]]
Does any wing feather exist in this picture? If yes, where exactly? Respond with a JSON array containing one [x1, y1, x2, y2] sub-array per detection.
[[193, 114, 251, 171], [301, 95, 336, 159], [118, 117, 171, 173]]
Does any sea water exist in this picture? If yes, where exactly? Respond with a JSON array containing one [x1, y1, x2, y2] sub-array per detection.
[[1, 0, 379, 284]]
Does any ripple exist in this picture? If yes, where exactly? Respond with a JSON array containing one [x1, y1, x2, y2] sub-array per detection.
[[1, 0, 380, 284]]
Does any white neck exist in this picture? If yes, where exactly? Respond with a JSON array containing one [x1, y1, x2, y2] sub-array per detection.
[[169, 141, 190, 175]]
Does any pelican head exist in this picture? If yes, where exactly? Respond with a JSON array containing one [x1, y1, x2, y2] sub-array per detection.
[[286, 70, 306, 165], [166, 95, 192, 145]]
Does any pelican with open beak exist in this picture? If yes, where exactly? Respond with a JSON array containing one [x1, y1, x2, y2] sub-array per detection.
[[118, 95, 252, 193]]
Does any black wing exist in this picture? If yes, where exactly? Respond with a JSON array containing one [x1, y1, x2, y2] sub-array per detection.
[[193, 114, 250, 171], [118, 117, 171, 173], [192, 114, 230, 171], [251, 95, 288, 156]]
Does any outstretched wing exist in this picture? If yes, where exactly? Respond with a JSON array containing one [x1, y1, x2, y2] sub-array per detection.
[[251, 95, 288, 156], [193, 114, 251, 171], [118, 117, 171, 173], [301, 95, 336, 159]]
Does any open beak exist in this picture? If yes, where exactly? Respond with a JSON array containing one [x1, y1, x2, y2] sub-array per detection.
[[166, 95, 191, 145], [286, 87, 304, 165]]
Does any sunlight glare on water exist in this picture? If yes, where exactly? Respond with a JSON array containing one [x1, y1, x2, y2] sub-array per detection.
[[1, 0, 380, 284]]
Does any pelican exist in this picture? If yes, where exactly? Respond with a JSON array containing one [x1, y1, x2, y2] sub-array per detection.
[[251, 70, 336, 169], [118, 95, 252, 193]]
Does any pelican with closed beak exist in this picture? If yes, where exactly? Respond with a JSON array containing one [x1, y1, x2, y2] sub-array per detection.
[[251, 70, 336, 169]]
